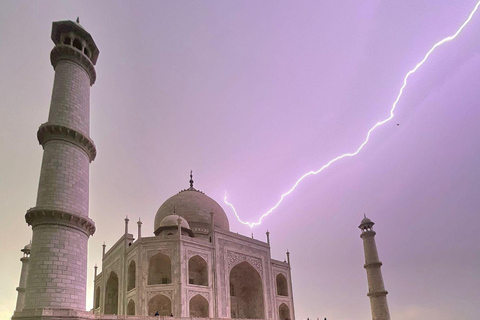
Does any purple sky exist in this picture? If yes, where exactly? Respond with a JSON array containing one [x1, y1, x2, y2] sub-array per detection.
[[1, 1, 480, 319]]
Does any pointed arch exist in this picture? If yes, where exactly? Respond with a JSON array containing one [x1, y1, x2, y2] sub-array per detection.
[[148, 253, 172, 285], [279, 303, 290, 320], [229, 261, 264, 319], [127, 299, 135, 315], [148, 294, 172, 316], [105, 272, 118, 314], [95, 286, 100, 309], [189, 294, 209, 317], [276, 273, 288, 296], [188, 255, 208, 286], [127, 260, 136, 291]]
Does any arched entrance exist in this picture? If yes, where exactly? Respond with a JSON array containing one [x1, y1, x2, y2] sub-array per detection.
[[105, 272, 118, 314], [148, 294, 172, 316], [279, 303, 290, 320], [276, 273, 288, 296], [148, 253, 172, 285], [127, 299, 135, 315], [188, 255, 208, 286], [229, 261, 264, 319], [189, 294, 209, 317]]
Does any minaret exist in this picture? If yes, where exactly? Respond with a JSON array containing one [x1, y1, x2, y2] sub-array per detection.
[[137, 218, 143, 239], [18, 19, 99, 316], [14, 243, 31, 312], [359, 215, 391, 320]]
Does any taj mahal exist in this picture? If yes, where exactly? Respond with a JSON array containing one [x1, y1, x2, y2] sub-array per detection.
[[93, 171, 294, 319], [11, 20, 391, 320]]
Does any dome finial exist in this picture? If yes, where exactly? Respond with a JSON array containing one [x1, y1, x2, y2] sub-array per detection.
[[189, 170, 194, 189], [76, 16, 80, 24]]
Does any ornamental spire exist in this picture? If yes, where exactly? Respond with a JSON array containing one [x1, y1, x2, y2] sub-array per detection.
[[189, 170, 194, 189]]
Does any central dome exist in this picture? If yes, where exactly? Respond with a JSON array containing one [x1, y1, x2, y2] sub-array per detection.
[[154, 184, 230, 236]]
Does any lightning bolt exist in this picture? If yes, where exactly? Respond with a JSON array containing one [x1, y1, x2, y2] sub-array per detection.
[[224, 1, 480, 228]]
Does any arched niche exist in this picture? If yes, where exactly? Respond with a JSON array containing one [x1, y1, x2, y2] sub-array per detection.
[[148, 294, 172, 316], [148, 253, 172, 285], [276, 273, 288, 296], [127, 299, 135, 315], [189, 294, 209, 317], [229, 261, 265, 319], [188, 255, 208, 286], [127, 260, 136, 291], [105, 272, 118, 315], [279, 303, 290, 320], [95, 286, 100, 309]]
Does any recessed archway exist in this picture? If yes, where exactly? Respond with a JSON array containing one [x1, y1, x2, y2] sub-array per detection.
[[127, 299, 135, 315], [279, 303, 290, 320], [148, 294, 172, 316], [105, 272, 118, 315], [188, 255, 208, 286], [127, 260, 136, 291], [148, 253, 172, 285], [229, 261, 264, 319], [189, 294, 209, 317], [95, 286, 100, 309], [276, 273, 288, 296]]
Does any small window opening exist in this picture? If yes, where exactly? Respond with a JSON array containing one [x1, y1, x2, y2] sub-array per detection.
[[73, 38, 82, 51], [64, 37, 71, 45]]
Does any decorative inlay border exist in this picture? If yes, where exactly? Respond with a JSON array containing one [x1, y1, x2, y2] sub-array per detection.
[[147, 290, 172, 300], [105, 266, 121, 279], [126, 290, 136, 300], [276, 300, 290, 308], [364, 262, 382, 269], [50, 44, 96, 85], [188, 290, 209, 301], [25, 207, 95, 236], [227, 251, 262, 275], [146, 249, 173, 259], [367, 290, 388, 297], [187, 250, 208, 262], [37, 123, 96, 162]]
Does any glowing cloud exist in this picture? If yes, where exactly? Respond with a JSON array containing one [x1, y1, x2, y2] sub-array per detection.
[[224, 1, 480, 228]]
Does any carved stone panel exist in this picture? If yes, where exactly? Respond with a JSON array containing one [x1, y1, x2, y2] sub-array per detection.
[[147, 290, 172, 300], [146, 248, 173, 260], [188, 290, 210, 301], [227, 251, 263, 275], [187, 250, 208, 263]]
